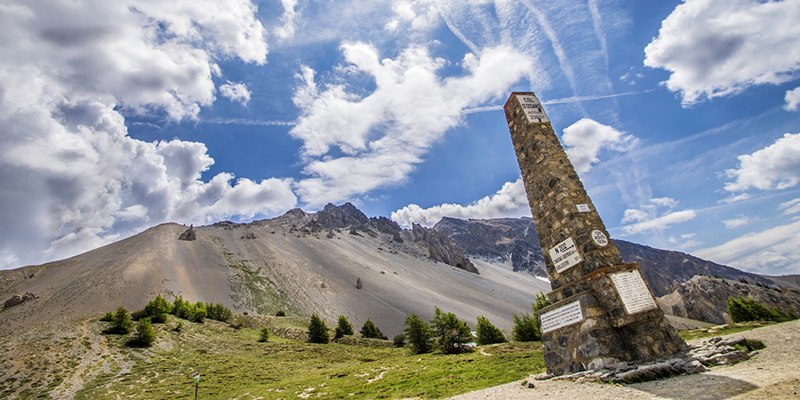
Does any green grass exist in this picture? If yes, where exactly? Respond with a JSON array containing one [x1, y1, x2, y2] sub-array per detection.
[[75, 319, 544, 399], [678, 320, 774, 341]]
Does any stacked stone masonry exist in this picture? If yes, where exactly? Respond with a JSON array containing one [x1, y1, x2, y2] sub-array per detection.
[[505, 92, 687, 376]]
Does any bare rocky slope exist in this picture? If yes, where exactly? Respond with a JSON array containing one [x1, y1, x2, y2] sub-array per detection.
[[0, 204, 548, 338]]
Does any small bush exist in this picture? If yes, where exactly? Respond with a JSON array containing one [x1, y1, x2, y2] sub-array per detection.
[[258, 326, 270, 342], [360, 319, 387, 340], [276, 310, 286, 317], [307, 314, 329, 344], [128, 317, 156, 347], [174, 320, 184, 332], [229, 317, 245, 330], [100, 312, 114, 322], [726, 296, 797, 323], [393, 333, 407, 348], [207, 303, 233, 322], [334, 315, 354, 338], [475, 316, 506, 345], [512, 313, 539, 342]]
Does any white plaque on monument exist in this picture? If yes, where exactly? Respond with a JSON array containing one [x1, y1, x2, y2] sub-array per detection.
[[516, 94, 550, 123], [549, 237, 582, 273], [540, 300, 583, 334], [610, 270, 658, 314], [591, 230, 608, 247], [576, 204, 591, 213]]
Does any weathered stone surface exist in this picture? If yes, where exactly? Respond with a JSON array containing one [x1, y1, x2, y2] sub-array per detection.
[[411, 224, 479, 274], [178, 225, 196, 241], [3, 292, 37, 309]]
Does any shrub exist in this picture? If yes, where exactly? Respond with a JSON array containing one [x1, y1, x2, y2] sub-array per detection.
[[100, 312, 114, 322], [276, 310, 286, 317], [258, 326, 270, 342], [360, 319, 388, 340], [512, 313, 539, 342], [207, 303, 232, 322], [229, 316, 245, 330], [531, 292, 551, 337], [431, 306, 472, 354], [307, 314, 329, 344], [476, 316, 506, 345], [728, 296, 774, 322], [174, 320, 184, 332], [393, 333, 407, 348], [404, 312, 433, 354], [334, 315, 354, 338], [144, 295, 171, 323], [128, 317, 156, 347], [105, 306, 133, 335]]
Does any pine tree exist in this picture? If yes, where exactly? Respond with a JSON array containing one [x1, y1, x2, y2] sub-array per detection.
[[403, 312, 433, 354], [360, 319, 387, 340], [431, 306, 472, 354], [334, 315, 354, 338], [475, 316, 506, 345], [531, 292, 551, 338], [512, 313, 539, 342], [128, 317, 156, 347], [307, 314, 329, 344], [106, 306, 133, 335]]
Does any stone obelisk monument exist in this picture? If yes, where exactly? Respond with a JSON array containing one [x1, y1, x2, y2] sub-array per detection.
[[504, 92, 687, 376]]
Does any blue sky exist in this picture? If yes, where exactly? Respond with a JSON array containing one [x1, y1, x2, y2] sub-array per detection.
[[2, 0, 800, 276]]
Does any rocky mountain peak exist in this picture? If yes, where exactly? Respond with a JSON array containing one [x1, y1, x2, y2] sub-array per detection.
[[315, 202, 369, 229]]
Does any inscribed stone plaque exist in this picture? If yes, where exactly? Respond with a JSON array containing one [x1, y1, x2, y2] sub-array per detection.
[[610, 270, 657, 314], [576, 204, 591, 213], [541, 300, 584, 334], [549, 237, 582, 273], [591, 230, 608, 247], [516, 94, 550, 123]]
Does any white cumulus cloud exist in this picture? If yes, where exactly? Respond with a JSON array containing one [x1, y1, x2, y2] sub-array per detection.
[[391, 179, 530, 228], [0, 0, 295, 269], [562, 118, 637, 174], [219, 81, 252, 105], [290, 43, 536, 207], [644, 0, 800, 105], [722, 214, 755, 229], [620, 197, 695, 235], [724, 133, 800, 192], [785, 87, 800, 111]]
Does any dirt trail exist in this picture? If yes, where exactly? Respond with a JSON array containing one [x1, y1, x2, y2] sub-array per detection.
[[449, 320, 800, 400]]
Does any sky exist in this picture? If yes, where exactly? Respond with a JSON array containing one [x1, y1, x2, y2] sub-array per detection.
[[2, 0, 800, 276]]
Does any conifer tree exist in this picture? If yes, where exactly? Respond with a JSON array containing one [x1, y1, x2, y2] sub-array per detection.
[[307, 314, 329, 344], [334, 315, 354, 338], [107, 306, 133, 335], [403, 312, 433, 354], [360, 319, 387, 340], [431, 307, 471, 354], [475, 316, 506, 345], [128, 317, 156, 347]]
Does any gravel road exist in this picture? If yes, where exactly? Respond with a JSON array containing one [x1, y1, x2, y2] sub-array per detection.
[[448, 319, 800, 400]]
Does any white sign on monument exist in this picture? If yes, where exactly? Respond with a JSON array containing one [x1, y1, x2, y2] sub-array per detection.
[[549, 237, 582, 273], [541, 300, 584, 334], [516, 94, 550, 123], [610, 270, 658, 314]]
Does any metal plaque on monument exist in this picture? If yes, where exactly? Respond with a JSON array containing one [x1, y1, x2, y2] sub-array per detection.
[[504, 92, 687, 376]]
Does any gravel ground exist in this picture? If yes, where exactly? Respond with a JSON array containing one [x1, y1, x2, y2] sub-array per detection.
[[448, 319, 800, 400]]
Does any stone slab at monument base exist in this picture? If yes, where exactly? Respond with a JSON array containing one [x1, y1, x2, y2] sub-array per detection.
[[538, 263, 688, 376]]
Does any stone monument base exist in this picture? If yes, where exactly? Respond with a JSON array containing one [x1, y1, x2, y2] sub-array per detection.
[[538, 263, 687, 376]]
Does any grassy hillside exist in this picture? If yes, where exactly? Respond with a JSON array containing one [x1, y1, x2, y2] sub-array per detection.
[[1, 313, 545, 400]]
